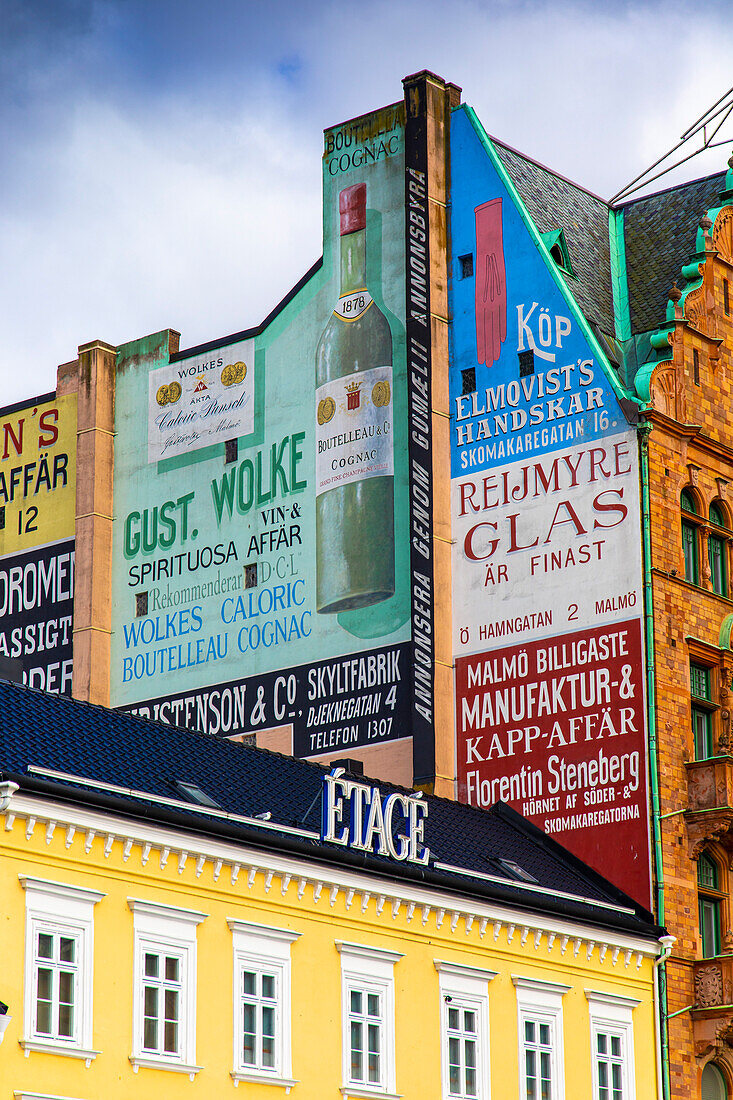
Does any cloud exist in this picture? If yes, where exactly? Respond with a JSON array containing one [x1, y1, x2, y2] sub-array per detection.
[[1, 0, 733, 403]]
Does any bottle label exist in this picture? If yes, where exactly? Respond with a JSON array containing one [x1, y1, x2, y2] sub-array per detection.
[[315, 365, 394, 495], [332, 289, 373, 322]]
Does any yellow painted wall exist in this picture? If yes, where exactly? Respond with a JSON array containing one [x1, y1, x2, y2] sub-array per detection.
[[0, 392, 77, 556], [0, 803, 660, 1098]]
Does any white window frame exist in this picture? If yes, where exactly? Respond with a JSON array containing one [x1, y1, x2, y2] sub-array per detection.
[[20, 875, 105, 1066], [128, 898, 206, 1079], [586, 991, 639, 1100], [228, 919, 301, 1091], [337, 941, 402, 1099], [435, 961, 496, 1100], [513, 976, 570, 1100]]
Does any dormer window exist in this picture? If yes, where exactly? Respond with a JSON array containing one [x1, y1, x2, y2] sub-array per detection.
[[540, 229, 574, 277], [173, 780, 220, 809]]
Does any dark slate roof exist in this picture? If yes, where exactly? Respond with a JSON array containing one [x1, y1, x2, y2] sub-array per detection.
[[491, 138, 615, 338], [621, 171, 727, 335], [0, 679, 659, 939]]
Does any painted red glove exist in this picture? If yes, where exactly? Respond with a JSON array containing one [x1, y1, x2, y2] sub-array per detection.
[[474, 198, 507, 368]]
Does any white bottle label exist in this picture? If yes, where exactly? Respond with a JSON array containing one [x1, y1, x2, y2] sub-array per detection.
[[332, 289, 373, 321], [316, 365, 394, 495]]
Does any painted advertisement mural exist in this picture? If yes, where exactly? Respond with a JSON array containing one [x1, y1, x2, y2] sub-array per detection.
[[0, 393, 77, 693], [450, 106, 651, 906], [111, 102, 422, 779]]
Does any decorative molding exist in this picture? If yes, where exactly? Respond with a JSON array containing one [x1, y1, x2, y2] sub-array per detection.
[[14, 1092, 88, 1100], [226, 919, 301, 944], [585, 990, 641, 1009], [19, 1039, 100, 1067], [127, 898, 207, 924], [231, 1071, 298, 1091], [340, 1090, 402, 1100], [696, 964, 724, 1007], [434, 960, 498, 982], [336, 941, 404, 965], [128, 1054, 202, 1080], [18, 876, 105, 906], [4, 795, 661, 963]]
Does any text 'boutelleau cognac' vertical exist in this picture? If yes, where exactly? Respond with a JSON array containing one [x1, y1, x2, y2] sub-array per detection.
[[315, 182, 395, 614]]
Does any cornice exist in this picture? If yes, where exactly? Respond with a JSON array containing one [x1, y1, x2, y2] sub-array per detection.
[[2, 793, 661, 967], [644, 411, 733, 465]]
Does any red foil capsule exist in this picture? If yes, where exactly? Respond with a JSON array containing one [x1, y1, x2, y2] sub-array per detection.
[[339, 183, 366, 235]]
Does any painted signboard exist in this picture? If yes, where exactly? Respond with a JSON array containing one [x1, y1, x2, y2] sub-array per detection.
[[0, 393, 77, 692], [111, 102, 423, 781], [449, 105, 651, 906], [148, 340, 255, 462]]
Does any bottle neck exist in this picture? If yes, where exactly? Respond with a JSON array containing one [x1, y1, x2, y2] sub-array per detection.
[[340, 229, 366, 294]]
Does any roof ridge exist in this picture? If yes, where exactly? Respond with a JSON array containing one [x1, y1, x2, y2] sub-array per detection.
[[614, 167, 727, 209], [487, 133, 607, 205]]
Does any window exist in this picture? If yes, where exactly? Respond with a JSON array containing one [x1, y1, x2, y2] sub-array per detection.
[[435, 961, 495, 1099], [142, 949, 183, 1056], [701, 1061, 728, 1100], [338, 941, 402, 1097], [20, 876, 104, 1064], [172, 779, 220, 808], [709, 504, 728, 597], [691, 663, 714, 759], [513, 976, 569, 1100], [348, 987, 383, 1086], [724, 279, 730, 316], [518, 349, 535, 377], [461, 367, 476, 396], [694, 349, 701, 385], [681, 490, 699, 583], [34, 930, 77, 1040], [698, 853, 724, 958], [128, 898, 206, 1078], [228, 919, 300, 1089], [595, 1032, 623, 1100], [459, 254, 474, 279], [586, 991, 639, 1100]]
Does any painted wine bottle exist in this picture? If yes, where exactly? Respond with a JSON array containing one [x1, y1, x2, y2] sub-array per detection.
[[315, 182, 395, 614]]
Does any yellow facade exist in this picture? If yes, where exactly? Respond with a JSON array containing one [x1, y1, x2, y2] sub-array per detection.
[[1, 784, 662, 1098], [0, 391, 77, 557]]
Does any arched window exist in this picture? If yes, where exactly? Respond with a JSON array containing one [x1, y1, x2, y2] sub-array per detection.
[[701, 1061, 728, 1100], [698, 853, 724, 958], [682, 491, 699, 583], [709, 503, 729, 597]]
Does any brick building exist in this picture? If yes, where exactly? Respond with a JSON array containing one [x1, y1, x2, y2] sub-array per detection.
[[5, 71, 733, 1097]]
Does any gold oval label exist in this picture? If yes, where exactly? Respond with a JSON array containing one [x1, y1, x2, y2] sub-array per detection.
[[317, 396, 336, 425], [372, 380, 391, 408]]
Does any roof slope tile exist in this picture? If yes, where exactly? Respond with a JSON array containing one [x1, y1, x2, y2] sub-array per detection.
[[621, 172, 726, 334], [491, 139, 615, 337], [0, 679, 659, 938]]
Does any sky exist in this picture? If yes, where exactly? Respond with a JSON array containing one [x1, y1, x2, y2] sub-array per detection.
[[1, 0, 733, 405]]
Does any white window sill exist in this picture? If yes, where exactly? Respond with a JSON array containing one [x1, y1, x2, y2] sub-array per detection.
[[14, 1093, 88, 1100], [340, 1089, 401, 1100], [19, 1039, 100, 1067], [231, 1070, 298, 1091], [129, 1054, 202, 1080]]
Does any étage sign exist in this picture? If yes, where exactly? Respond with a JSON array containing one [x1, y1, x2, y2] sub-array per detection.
[[321, 768, 430, 864], [449, 106, 651, 907], [0, 393, 77, 693]]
